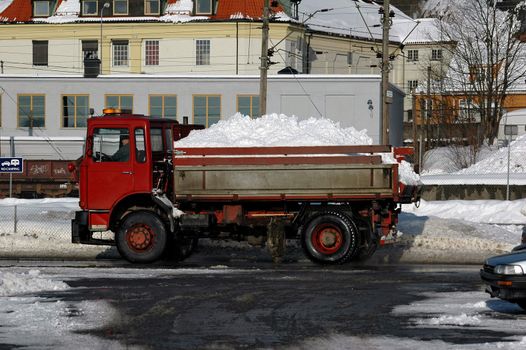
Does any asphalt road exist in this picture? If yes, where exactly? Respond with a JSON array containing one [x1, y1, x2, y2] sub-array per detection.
[[2, 257, 524, 350]]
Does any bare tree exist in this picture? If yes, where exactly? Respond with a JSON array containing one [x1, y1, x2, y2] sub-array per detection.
[[437, 0, 526, 145]]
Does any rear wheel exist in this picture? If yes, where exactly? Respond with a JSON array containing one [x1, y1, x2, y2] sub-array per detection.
[[116, 211, 168, 263], [301, 211, 359, 264], [167, 234, 199, 262]]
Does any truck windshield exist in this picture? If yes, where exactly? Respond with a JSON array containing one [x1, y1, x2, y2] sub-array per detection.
[[92, 128, 130, 162]]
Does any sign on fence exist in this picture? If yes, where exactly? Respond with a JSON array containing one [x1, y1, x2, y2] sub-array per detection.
[[0, 157, 23, 173]]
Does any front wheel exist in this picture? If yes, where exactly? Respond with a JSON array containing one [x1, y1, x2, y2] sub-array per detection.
[[116, 211, 168, 263], [301, 211, 359, 264]]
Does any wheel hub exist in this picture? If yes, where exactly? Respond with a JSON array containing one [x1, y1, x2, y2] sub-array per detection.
[[126, 224, 154, 251], [312, 224, 343, 254]]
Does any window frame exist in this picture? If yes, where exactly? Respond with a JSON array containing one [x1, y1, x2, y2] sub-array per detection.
[[237, 95, 260, 118], [407, 80, 419, 93], [196, 39, 210, 66], [82, 0, 98, 16], [17, 94, 46, 128], [431, 49, 443, 61], [195, 0, 213, 15], [144, 0, 160, 15], [61, 94, 90, 129], [149, 94, 177, 119], [112, 40, 129, 67], [193, 94, 221, 127], [113, 0, 129, 15], [32, 40, 48, 66], [82, 40, 99, 59], [33, 1, 50, 17], [145, 40, 160, 66], [105, 94, 134, 112], [407, 49, 419, 62]]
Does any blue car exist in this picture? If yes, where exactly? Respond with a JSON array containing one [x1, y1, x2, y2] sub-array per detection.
[[480, 227, 526, 310]]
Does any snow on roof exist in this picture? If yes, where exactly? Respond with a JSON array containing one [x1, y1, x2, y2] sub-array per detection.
[[298, 0, 440, 44], [0, 0, 14, 13], [166, 0, 193, 15]]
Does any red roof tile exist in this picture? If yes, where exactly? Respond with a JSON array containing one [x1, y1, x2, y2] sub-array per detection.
[[0, 0, 287, 23], [212, 0, 285, 20], [1, 0, 33, 22]]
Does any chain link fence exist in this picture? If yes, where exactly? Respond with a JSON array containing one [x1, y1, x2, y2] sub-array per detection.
[[0, 203, 117, 259]]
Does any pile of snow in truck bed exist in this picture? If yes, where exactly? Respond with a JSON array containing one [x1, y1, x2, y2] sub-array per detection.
[[175, 113, 420, 185]]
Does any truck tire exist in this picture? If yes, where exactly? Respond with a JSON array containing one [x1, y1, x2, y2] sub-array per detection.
[[167, 235, 199, 262], [116, 211, 168, 263], [301, 211, 359, 264]]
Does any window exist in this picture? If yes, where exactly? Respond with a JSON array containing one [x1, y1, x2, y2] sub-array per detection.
[[114, 0, 128, 15], [407, 49, 419, 61], [33, 1, 50, 17], [193, 95, 221, 127], [149, 95, 177, 119], [151, 128, 163, 152], [62, 95, 89, 128], [82, 40, 99, 59], [145, 40, 159, 66], [106, 95, 133, 111], [144, 0, 160, 15], [113, 40, 129, 66], [195, 0, 213, 14], [82, 0, 98, 15], [18, 95, 45, 128], [237, 95, 259, 118], [431, 49, 443, 61], [196, 39, 210, 66], [33, 40, 48, 66], [407, 80, 419, 92], [135, 128, 146, 163], [92, 128, 130, 162]]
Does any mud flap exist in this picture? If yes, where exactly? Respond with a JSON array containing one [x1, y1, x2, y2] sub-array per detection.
[[266, 217, 286, 263]]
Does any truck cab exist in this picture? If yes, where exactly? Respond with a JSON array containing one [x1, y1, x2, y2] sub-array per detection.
[[72, 109, 202, 258]]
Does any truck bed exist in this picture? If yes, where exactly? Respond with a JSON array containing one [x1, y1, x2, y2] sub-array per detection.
[[173, 146, 399, 202]]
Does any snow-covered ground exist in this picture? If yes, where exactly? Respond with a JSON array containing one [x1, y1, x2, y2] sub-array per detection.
[[1, 266, 525, 350]]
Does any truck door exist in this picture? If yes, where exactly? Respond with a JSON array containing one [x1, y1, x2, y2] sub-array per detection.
[[86, 127, 134, 209]]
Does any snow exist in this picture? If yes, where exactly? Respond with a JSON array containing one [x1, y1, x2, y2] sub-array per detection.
[[0, 269, 69, 297], [0, 0, 13, 13], [166, 0, 193, 14], [421, 134, 526, 185], [175, 113, 420, 185], [298, 0, 440, 43]]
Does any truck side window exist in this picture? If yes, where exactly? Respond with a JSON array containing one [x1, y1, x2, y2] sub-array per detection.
[[165, 128, 173, 155], [135, 128, 146, 163], [151, 128, 163, 152], [92, 128, 130, 162]]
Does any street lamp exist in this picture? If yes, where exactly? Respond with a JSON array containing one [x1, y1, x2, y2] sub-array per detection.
[[100, 2, 110, 74]]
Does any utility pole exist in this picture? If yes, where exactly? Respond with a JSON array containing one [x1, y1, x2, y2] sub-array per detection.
[[259, 0, 270, 117], [381, 0, 391, 145]]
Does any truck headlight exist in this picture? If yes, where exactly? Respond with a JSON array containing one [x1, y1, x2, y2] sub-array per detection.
[[494, 264, 524, 275]]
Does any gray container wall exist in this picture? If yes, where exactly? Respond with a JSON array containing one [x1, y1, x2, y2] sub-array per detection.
[[0, 75, 400, 146]]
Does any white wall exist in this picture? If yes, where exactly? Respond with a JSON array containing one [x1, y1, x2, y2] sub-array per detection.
[[0, 75, 387, 149]]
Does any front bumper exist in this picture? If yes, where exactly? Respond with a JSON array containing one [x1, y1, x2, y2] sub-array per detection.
[[480, 268, 526, 300], [72, 210, 114, 246]]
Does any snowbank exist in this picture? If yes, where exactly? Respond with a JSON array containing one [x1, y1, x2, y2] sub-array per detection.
[[0, 270, 69, 297], [458, 134, 526, 175], [175, 113, 420, 185]]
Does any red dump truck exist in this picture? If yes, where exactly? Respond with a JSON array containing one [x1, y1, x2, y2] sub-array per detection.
[[71, 110, 421, 264]]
